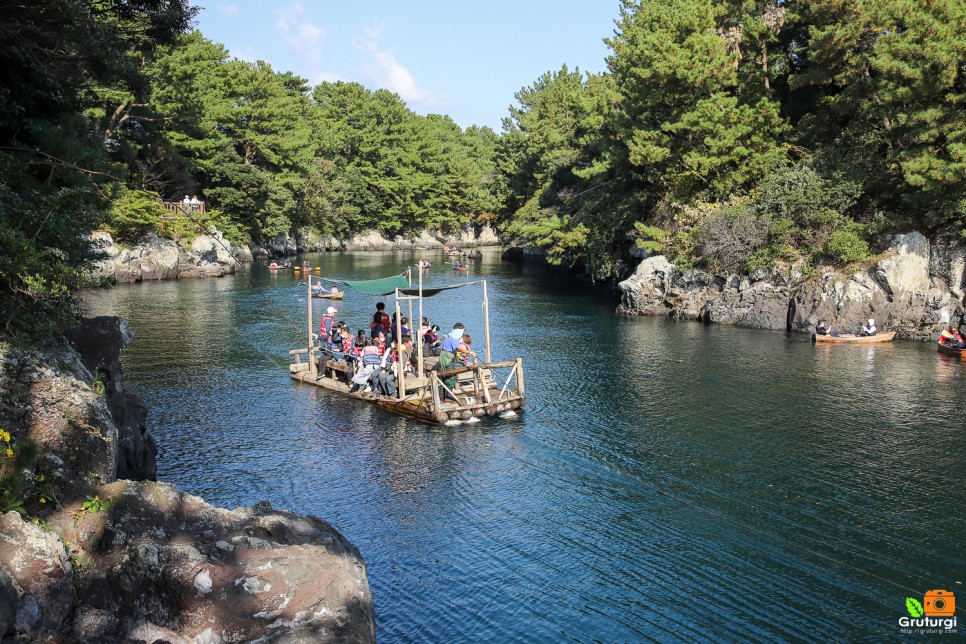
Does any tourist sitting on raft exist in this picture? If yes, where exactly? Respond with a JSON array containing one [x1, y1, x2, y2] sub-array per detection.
[[349, 338, 382, 392], [940, 325, 965, 348], [371, 302, 391, 335], [422, 324, 442, 356], [369, 334, 415, 397], [456, 334, 478, 367]]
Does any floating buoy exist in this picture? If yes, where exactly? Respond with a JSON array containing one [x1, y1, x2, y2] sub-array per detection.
[[464, 416, 481, 423], [500, 410, 518, 418], [445, 419, 462, 426]]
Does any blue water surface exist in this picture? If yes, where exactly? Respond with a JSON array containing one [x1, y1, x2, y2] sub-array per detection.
[[84, 249, 966, 641]]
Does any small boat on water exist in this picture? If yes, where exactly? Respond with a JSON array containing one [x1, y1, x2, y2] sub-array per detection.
[[937, 340, 966, 358], [289, 271, 526, 424], [812, 331, 896, 344], [311, 291, 345, 300], [453, 264, 468, 273]]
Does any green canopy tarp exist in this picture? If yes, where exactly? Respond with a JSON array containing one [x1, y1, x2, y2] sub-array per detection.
[[324, 273, 483, 297]]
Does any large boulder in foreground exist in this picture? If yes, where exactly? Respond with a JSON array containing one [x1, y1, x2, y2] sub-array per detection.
[[0, 482, 374, 643], [0, 319, 375, 642]]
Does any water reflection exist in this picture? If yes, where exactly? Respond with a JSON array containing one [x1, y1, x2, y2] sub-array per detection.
[[84, 249, 966, 641]]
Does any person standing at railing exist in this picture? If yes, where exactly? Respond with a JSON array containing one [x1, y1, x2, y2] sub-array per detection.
[[182, 195, 190, 214], [189, 195, 201, 212]]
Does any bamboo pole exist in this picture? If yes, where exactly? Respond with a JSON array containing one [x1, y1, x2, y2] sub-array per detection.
[[417, 265, 424, 379], [515, 357, 525, 397], [483, 280, 491, 363], [307, 275, 316, 377], [407, 268, 413, 340], [395, 291, 404, 401]]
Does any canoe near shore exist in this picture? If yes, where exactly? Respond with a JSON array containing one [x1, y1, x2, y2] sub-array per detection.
[[812, 331, 896, 344]]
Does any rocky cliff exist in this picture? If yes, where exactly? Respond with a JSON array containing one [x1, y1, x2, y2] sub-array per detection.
[[0, 317, 375, 642], [92, 224, 502, 283], [618, 232, 965, 340]]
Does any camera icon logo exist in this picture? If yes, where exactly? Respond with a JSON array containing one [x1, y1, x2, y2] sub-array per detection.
[[924, 589, 956, 617]]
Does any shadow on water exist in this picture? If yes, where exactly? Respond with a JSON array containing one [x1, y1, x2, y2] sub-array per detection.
[[85, 248, 966, 641]]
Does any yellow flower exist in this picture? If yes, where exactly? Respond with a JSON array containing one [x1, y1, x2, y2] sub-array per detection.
[[39, 497, 46, 504], [0, 430, 9, 442], [37, 474, 45, 482], [5, 448, 12, 458]]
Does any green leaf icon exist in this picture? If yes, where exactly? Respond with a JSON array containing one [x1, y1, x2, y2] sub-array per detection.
[[906, 597, 924, 618]]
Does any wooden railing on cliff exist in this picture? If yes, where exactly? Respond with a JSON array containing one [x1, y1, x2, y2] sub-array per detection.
[[158, 201, 206, 233]]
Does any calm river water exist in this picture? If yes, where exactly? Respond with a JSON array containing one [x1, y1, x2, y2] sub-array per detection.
[[84, 249, 966, 641]]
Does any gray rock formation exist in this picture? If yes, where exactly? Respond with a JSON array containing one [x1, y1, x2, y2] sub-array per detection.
[[619, 232, 965, 340], [67, 317, 156, 481], [0, 319, 375, 642], [88, 230, 239, 284], [91, 224, 502, 281], [0, 343, 117, 495]]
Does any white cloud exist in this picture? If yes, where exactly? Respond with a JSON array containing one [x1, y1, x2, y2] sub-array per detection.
[[353, 24, 444, 107], [275, 3, 326, 69], [216, 4, 238, 17], [272, 2, 346, 85]]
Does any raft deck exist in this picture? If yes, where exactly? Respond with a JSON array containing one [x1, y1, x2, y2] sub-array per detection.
[[289, 349, 525, 425]]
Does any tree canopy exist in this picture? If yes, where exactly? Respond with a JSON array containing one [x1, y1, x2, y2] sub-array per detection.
[[2, 0, 963, 340]]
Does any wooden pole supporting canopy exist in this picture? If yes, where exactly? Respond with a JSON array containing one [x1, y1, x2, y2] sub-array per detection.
[[307, 275, 316, 377]]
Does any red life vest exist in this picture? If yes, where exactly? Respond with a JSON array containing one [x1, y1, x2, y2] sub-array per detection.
[[319, 314, 334, 339]]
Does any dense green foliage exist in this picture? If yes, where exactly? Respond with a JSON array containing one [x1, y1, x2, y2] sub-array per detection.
[[1, 0, 963, 340], [0, 0, 195, 339], [497, 0, 966, 279]]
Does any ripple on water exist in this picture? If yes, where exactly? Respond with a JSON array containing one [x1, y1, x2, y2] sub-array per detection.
[[84, 253, 966, 641]]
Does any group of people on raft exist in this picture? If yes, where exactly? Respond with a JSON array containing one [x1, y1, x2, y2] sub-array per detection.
[[315, 301, 478, 397]]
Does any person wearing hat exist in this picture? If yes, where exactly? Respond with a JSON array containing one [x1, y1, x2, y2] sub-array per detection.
[[318, 306, 337, 340], [860, 318, 877, 337]]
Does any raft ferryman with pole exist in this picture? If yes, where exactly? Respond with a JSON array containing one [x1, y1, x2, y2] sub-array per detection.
[[288, 269, 525, 424]]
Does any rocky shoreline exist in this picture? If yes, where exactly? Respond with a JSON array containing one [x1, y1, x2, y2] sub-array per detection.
[[0, 317, 375, 642], [617, 232, 965, 341], [90, 225, 501, 284]]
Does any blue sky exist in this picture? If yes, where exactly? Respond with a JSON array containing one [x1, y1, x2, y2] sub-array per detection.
[[193, 1, 619, 131]]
